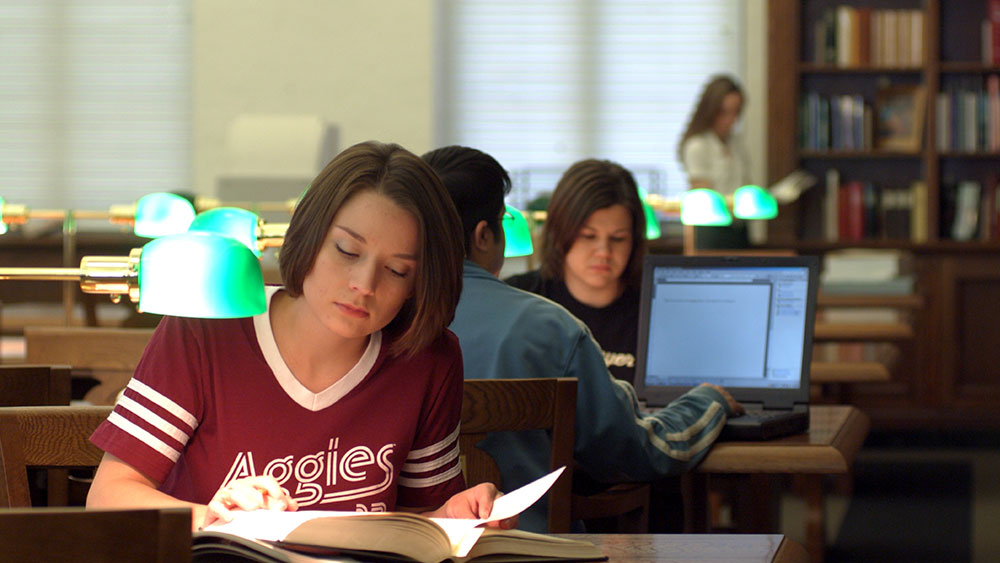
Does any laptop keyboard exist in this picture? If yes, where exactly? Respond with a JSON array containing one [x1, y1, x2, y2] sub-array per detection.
[[740, 409, 788, 421]]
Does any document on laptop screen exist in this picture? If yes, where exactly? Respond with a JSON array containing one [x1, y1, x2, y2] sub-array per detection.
[[643, 266, 809, 390]]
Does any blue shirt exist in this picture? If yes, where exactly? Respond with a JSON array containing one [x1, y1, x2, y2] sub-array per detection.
[[450, 261, 734, 532]]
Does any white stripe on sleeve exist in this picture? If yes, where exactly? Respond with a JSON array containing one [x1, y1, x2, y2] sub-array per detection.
[[117, 395, 193, 446], [107, 411, 182, 462], [407, 424, 460, 460], [397, 462, 463, 489], [127, 379, 198, 431], [401, 443, 460, 474]]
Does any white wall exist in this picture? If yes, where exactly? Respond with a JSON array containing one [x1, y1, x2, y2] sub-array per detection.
[[192, 0, 436, 195], [192, 1, 767, 196]]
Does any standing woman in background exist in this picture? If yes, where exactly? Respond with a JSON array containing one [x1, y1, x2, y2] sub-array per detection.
[[678, 74, 751, 250], [505, 159, 646, 385]]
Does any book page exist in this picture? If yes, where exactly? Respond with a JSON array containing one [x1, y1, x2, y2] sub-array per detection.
[[205, 510, 359, 541], [430, 466, 566, 557], [481, 465, 565, 524], [203, 466, 567, 559]]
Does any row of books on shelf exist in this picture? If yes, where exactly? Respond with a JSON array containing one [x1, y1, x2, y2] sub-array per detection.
[[812, 6, 923, 68], [800, 93, 872, 151], [935, 74, 1000, 152], [821, 170, 927, 243], [820, 170, 1000, 243]]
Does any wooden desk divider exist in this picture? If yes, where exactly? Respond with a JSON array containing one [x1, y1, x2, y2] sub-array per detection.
[[0, 507, 191, 562], [24, 326, 154, 405]]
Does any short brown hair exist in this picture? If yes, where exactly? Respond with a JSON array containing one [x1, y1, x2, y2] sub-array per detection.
[[540, 159, 646, 291], [279, 141, 464, 358]]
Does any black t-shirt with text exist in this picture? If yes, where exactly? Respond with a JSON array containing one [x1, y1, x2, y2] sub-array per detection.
[[504, 270, 639, 385]]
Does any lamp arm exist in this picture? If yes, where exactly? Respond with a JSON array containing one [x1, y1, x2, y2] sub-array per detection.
[[257, 222, 288, 250], [0, 249, 142, 303], [0, 267, 86, 281]]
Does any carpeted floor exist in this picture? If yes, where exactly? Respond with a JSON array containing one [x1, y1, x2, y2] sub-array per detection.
[[827, 458, 972, 562]]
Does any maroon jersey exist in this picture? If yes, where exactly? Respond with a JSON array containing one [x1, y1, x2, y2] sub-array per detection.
[[91, 290, 465, 512]]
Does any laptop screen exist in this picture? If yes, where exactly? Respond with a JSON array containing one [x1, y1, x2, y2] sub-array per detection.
[[634, 255, 819, 409]]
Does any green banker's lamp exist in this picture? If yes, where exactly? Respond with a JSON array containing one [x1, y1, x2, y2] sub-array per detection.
[[187, 207, 288, 256], [0, 232, 266, 318], [680, 188, 733, 226], [732, 184, 778, 220], [0, 192, 197, 237], [647, 185, 778, 254], [502, 205, 534, 257], [638, 189, 663, 240]]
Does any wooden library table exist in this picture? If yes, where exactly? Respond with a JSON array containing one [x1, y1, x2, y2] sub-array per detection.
[[555, 533, 807, 563], [684, 405, 870, 563]]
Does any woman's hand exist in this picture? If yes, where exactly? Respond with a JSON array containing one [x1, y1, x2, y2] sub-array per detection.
[[203, 476, 298, 528], [423, 483, 518, 529]]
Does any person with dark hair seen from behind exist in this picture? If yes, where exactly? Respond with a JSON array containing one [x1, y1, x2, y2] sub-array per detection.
[[87, 141, 515, 531], [678, 73, 751, 250], [505, 159, 645, 386], [424, 145, 742, 533]]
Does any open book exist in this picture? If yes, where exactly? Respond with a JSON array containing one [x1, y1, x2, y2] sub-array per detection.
[[194, 467, 606, 563]]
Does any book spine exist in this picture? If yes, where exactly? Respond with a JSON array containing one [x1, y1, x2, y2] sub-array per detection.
[[845, 181, 865, 241], [984, 20, 993, 66], [859, 7, 872, 66], [825, 168, 840, 242], [911, 180, 928, 242], [994, 21, 1000, 66], [864, 182, 880, 238], [936, 91, 950, 151], [837, 6, 852, 67], [912, 9, 923, 65], [952, 180, 983, 241], [981, 177, 996, 241], [989, 75, 1000, 151]]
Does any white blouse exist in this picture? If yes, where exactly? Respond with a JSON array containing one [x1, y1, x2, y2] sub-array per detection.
[[680, 130, 751, 196]]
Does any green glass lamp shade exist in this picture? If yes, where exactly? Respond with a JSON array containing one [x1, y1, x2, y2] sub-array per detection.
[[681, 188, 733, 226], [637, 189, 662, 240], [137, 232, 266, 318], [188, 207, 262, 257], [134, 192, 196, 238], [0, 196, 7, 235], [733, 184, 779, 220], [502, 205, 534, 257]]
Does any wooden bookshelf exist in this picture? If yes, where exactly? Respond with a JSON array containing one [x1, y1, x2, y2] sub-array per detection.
[[767, 0, 1000, 431], [769, 0, 1000, 247]]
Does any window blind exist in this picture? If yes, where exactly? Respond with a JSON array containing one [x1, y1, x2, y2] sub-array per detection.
[[0, 0, 191, 219], [437, 0, 744, 206]]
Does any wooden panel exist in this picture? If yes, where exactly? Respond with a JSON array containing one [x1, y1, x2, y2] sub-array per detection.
[[0, 507, 191, 562], [24, 326, 154, 405]]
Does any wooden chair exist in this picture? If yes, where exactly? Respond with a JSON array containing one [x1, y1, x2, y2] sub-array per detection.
[[0, 405, 112, 507], [0, 507, 191, 562], [24, 326, 155, 405], [460, 378, 576, 533], [570, 479, 650, 533], [0, 365, 74, 506]]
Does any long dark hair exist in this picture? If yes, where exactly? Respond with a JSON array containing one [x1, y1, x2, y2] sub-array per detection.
[[677, 74, 745, 162]]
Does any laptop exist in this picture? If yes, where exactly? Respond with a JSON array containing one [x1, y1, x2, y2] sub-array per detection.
[[633, 254, 819, 440]]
